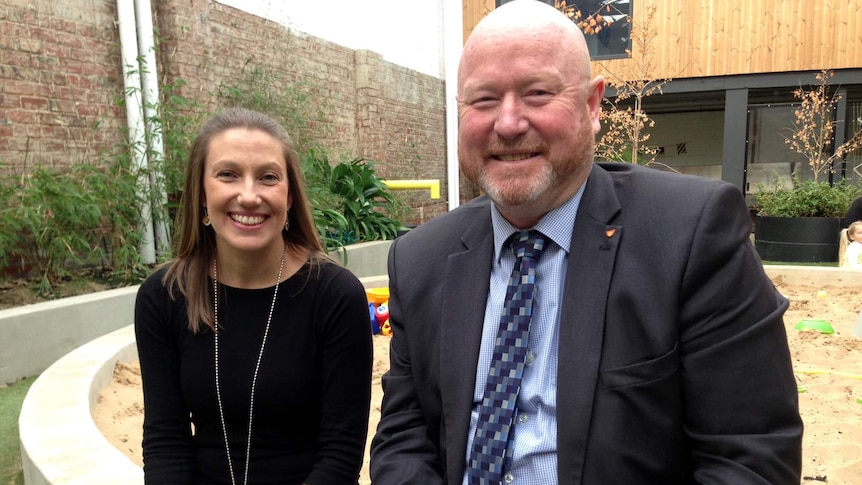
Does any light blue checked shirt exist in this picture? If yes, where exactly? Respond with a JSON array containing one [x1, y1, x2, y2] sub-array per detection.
[[462, 184, 585, 485]]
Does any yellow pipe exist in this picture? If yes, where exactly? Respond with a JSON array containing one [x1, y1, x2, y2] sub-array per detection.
[[383, 179, 441, 199]]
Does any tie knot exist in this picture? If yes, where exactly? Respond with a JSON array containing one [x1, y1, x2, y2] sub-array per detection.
[[510, 230, 545, 261]]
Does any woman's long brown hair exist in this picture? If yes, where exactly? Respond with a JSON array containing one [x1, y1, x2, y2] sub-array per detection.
[[162, 107, 325, 333]]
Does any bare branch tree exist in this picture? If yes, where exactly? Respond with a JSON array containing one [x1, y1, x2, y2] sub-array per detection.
[[557, 1, 670, 165], [785, 69, 862, 182]]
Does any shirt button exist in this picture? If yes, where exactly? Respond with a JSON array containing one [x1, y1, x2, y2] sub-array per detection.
[[525, 351, 534, 366], [518, 413, 529, 424], [504, 472, 515, 483]]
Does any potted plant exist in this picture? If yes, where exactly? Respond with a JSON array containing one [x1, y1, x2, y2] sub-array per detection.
[[753, 70, 862, 263], [754, 180, 861, 262]]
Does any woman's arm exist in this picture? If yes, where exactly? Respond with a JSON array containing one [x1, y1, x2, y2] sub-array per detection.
[[134, 272, 195, 484], [304, 265, 373, 485]]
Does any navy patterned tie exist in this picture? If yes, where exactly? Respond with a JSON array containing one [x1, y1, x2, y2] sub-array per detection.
[[467, 230, 546, 485]]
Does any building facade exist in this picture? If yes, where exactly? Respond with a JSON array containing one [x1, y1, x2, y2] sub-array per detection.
[[465, 0, 862, 197]]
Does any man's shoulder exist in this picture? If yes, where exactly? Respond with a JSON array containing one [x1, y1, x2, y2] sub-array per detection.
[[394, 196, 491, 253], [405, 196, 490, 235], [595, 161, 725, 189]]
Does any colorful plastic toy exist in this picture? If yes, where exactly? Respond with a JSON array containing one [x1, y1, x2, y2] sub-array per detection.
[[375, 303, 389, 325], [794, 318, 834, 334], [368, 302, 380, 335], [366, 287, 390, 305]]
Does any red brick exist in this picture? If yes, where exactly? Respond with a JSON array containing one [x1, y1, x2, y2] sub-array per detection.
[[20, 96, 49, 111]]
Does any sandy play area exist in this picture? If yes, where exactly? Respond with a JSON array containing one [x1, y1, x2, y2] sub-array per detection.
[[93, 281, 862, 484]]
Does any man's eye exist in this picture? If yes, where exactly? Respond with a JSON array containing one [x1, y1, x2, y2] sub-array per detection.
[[471, 97, 498, 107]]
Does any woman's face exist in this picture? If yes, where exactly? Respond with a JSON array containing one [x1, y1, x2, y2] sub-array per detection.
[[202, 127, 290, 260]]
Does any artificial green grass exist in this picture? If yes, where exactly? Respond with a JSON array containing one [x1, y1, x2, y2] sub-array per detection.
[[0, 376, 36, 485]]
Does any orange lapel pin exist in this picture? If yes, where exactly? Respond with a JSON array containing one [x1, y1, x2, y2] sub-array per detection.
[[605, 228, 616, 238]]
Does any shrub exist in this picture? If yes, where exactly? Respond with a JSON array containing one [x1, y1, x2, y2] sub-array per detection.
[[301, 148, 404, 250], [754, 179, 862, 218]]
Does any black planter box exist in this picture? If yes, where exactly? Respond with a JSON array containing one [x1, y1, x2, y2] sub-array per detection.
[[754, 216, 841, 263]]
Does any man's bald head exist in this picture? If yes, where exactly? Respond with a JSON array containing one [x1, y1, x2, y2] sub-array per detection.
[[459, 0, 592, 92]]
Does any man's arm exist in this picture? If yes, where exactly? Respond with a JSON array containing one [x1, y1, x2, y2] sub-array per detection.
[[679, 183, 803, 484], [370, 237, 446, 485]]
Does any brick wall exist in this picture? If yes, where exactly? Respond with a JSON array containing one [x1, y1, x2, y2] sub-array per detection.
[[0, 0, 450, 224], [0, 0, 125, 174]]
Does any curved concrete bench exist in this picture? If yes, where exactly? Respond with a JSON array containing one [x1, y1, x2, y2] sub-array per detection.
[[19, 324, 143, 485]]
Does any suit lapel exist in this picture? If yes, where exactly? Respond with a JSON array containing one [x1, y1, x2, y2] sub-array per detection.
[[557, 165, 621, 485], [440, 206, 494, 484]]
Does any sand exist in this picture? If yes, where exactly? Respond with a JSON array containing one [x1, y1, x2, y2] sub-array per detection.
[[93, 282, 862, 484]]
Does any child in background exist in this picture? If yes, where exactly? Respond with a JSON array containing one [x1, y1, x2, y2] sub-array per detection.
[[839, 220, 862, 268]]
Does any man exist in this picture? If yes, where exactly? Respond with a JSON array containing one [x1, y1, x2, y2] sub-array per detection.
[[370, 1, 803, 483]]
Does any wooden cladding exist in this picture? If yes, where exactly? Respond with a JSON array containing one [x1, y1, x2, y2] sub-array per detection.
[[461, 0, 862, 80]]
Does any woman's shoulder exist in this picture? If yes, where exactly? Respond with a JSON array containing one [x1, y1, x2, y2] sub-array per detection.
[[137, 263, 179, 301], [139, 264, 168, 288], [313, 256, 363, 285]]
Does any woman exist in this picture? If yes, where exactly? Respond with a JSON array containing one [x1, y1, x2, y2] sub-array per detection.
[[135, 107, 372, 485]]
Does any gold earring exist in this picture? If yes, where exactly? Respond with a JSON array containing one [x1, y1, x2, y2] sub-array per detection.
[[203, 208, 211, 226]]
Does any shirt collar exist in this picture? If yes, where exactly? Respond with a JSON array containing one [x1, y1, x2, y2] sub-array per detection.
[[490, 182, 586, 263]]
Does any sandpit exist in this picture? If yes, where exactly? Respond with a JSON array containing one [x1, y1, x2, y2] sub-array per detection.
[[93, 282, 862, 484]]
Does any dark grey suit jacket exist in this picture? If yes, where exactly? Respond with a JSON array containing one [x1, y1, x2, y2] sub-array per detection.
[[370, 162, 802, 484]]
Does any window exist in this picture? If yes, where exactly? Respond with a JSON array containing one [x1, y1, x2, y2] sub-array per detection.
[[496, 0, 633, 60], [746, 104, 811, 191], [845, 102, 862, 183]]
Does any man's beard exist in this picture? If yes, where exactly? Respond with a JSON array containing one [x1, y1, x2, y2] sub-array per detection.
[[477, 140, 594, 208], [478, 162, 555, 207]]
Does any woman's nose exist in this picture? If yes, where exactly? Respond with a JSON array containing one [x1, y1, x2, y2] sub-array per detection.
[[236, 178, 261, 205]]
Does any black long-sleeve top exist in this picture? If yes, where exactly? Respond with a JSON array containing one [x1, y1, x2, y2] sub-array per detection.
[[134, 260, 373, 485]]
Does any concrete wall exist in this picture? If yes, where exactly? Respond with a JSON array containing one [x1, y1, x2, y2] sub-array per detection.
[[0, 241, 392, 385], [329, 240, 392, 279], [0, 286, 137, 385]]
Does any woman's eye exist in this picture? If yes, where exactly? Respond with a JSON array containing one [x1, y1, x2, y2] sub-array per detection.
[[216, 171, 236, 179], [261, 173, 280, 183]]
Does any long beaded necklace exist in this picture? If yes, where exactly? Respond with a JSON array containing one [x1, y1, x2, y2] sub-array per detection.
[[212, 248, 286, 485]]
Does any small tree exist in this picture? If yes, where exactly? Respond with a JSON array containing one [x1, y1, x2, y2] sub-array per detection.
[[785, 69, 862, 182], [556, 1, 670, 165]]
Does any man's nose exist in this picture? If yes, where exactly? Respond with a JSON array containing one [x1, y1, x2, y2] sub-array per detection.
[[493, 95, 529, 138]]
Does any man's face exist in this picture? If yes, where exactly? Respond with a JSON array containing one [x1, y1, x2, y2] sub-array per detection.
[[457, 28, 603, 223]]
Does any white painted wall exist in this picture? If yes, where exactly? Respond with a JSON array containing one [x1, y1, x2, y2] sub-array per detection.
[[216, 0, 445, 78]]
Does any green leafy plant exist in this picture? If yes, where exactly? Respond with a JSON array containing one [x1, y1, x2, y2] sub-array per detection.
[[301, 148, 403, 248], [148, 77, 206, 227], [0, 165, 104, 294], [330, 158, 402, 242], [754, 179, 862, 218], [82, 160, 149, 282], [301, 147, 351, 251]]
